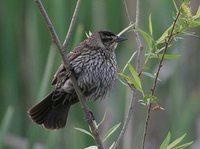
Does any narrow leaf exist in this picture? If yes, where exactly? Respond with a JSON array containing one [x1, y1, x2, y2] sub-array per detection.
[[143, 72, 161, 81], [122, 50, 137, 72], [136, 28, 153, 49], [194, 5, 200, 19], [150, 54, 181, 60], [97, 111, 107, 127], [189, 20, 200, 28], [173, 141, 193, 149], [149, 14, 153, 36], [156, 25, 172, 44], [160, 132, 171, 149], [128, 64, 141, 88], [85, 31, 92, 38], [173, 0, 178, 12], [103, 123, 121, 142], [119, 73, 143, 93], [166, 133, 186, 149], [119, 73, 134, 83], [160, 54, 181, 59], [182, 31, 197, 37], [118, 23, 135, 36], [109, 142, 115, 149], [117, 77, 129, 87], [74, 127, 94, 139]]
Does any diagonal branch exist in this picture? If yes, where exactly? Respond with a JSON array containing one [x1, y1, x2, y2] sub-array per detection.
[[62, 0, 82, 51], [141, 10, 181, 149], [112, 0, 144, 148], [34, 0, 62, 50], [34, 0, 104, 148]]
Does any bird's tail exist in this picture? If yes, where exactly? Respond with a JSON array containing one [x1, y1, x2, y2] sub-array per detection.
[[28, 91, 75, 129]]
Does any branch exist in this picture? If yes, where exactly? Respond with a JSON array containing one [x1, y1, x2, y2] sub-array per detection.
[[34, 0, 104, 148], [113, 0, 144, 148], [62, 0, 82, 51], [141, 10, 181, 149]]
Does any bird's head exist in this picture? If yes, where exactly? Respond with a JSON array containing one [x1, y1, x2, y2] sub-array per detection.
[[87, 30, 127, 51]]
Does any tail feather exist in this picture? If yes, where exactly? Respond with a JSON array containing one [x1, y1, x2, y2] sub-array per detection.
[[28, 91, 72, 129], [43, 104, 70, 129]]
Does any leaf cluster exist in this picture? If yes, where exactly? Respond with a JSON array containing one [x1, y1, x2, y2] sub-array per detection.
[[75, 112, 121, 149], [160, 132, 193, 149], [119, 1, 200, 106]]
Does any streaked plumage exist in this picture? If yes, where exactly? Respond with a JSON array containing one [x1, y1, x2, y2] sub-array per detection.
[[28, 30, 126, 129]]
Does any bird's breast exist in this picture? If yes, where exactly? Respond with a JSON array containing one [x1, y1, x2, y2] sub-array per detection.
[[70, 51, 117, 100]]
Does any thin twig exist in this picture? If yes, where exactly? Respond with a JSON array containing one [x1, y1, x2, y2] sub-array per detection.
[[123, 0, 131, 22], [34, 0, 104, 148], [113, 0, 143, 148], [34, 0, 62, 50], [62, 0, 82, 51], [141, 10, 181, 149]]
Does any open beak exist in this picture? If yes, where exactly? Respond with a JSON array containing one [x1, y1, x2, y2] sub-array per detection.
[[114, 36, 127, 43]]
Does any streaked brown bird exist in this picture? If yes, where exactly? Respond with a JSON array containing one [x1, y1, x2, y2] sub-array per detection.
[[28, 30, 126, 129]]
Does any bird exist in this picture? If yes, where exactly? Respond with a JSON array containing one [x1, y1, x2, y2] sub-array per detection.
[[28, 30, 126, 129]]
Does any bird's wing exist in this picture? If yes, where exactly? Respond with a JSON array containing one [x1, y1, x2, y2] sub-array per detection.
[[51, 64, 66, 85], [68, 41, 86, 61], [51, 41, 87, 85]]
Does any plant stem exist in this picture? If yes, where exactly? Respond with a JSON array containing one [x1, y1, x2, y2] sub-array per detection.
[[62, 0, 82, 51], [113, 0, 143, 148], [141, 10, 181, 149]]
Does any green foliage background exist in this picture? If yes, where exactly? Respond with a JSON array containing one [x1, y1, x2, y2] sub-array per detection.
[[0, 0, 200, 148]]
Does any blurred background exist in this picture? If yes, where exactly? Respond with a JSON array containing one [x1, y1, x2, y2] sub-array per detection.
[[0, 0, 200, 148]]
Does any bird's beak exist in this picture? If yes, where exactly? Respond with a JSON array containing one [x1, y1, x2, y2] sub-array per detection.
[[114, 36, 127, 43]]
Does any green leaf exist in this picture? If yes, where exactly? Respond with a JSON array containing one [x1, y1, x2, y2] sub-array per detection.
[[144, 95, 159, 103], [97, 111, 107, 128], [161, 54, 181, 59], [74, 127, 94, 139], [117, 77, 129, 87], [150, 54, 181, 60], [85, 31, 92, 38], [118, 23, 135, 36], [122, 51, 137, 72], [182, 31, 197, 37], [181, 2, 192, 18], [179, 18, 189, 28], [128, 64, 141, 88], [156, 25, 172, 44], [109, 142, 115, 149], [119, 73, 143, 93], [143, 72, 161, 81], [103, 123, 121, 142], [189, 19, 200, 27], [173, 0, 178, 12], [166, 133, 186, 149], [136, 28, 153, 49], [194, 5, 200, 19], [149, 14, 153, 36], [119, 73, 134, 83], [160, 132, 171, 149], [173, 141, 193, 149]]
